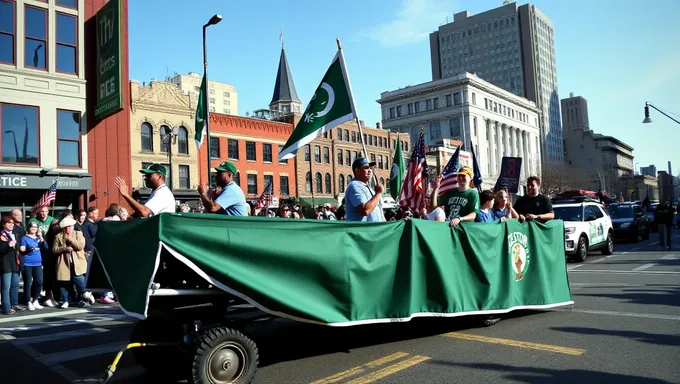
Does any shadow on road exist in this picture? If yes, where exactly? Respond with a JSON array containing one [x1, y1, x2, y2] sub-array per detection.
[[550, 326, 680, 347], [429, 361, 674, 383], [576, 286, 680, 308]]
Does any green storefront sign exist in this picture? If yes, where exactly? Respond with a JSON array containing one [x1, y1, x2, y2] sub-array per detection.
[[94, 0, 123, 120]]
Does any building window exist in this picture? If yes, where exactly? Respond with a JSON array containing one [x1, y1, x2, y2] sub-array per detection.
[[314, 145, 321, 163], [370, 153, 376, 163], [378, 155, 383, 169], [263, 143, 272, 162], [407, 103, 413, 115], [379, 137, 383, 147], [305, 172, 311, 192], [57, 110, 81, 167], [449, 117, 461, 137], [426, 99, 432, 111], [1, 104, 39, 164], [345, 150, 351, 165], [414, 102, 420, 113], [228, 139, 238, 160], [56, 13, 77, 74], [56, 0, 78, 8], [140, 122, 153, 151], [279, 175, 289, 196], [473, 117, 478, 136], [344, 130, 349, 141], [396, 106, 402, 117], [445, 94, 452, 107], [336, 128, 342, 141], [315, 172, 322, 193], [247, 174, 257, 195], [339, 174, 345, 193], [179, 165, 189, 189], [264, 175, 274, 193], [160, 125, 170, 153], [324, 173, 331, 194], [25, 6, 47, 69], [304, 145, 310, 161], [453, 92, 462, 105], [210, 136, 219, 158], [209, 98, 215, 104], [337, 149, 343, 166], [433, 98, 439, 110], [278, 145, 287, 164], [429, 121, 441, 140], [351, 131, 356, 142], [347, 174, 352, 189], [323, 146, 329, 163], [353, 151, 358, 162], [246, 141, 256, 161], [389, 107, 395, 119], [472, 93, 476, 105], [177, 126, 188, 154], [0, 0, 15, 65], [369, 135, 373, 146]]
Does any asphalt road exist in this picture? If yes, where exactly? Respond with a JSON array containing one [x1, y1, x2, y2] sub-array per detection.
[[1, 231, 678, 384]]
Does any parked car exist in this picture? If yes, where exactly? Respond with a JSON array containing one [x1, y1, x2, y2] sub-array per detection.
[[553, 196, 614, 262], [607, 203, 650, 242]]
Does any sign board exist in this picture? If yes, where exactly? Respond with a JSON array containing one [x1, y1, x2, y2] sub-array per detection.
[[94, 0, 123, 120], [0, 174, 92, 190], [496, 157, 523, 194]]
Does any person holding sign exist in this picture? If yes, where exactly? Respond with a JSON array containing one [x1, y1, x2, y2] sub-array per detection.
[[430, 166, 479, 227], [514, 176, 554, 223]]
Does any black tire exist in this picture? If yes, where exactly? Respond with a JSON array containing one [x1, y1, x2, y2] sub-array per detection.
[[191, 327, 259, 384], [130, 318, 186, 377], [601, 233, 614, 255], [576, 236, 588, 262]]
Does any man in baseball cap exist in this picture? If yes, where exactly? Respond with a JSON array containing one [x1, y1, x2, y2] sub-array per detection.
[[114, 163, 176, 218], [198, 161, 247, 216], [344, 157, 385, 222], [429, 165, 479, 227]]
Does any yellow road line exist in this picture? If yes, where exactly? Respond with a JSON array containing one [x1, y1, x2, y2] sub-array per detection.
[[442, 332, 585, 356], [310, 352, 410, 384], [344, 356, 431, 384]]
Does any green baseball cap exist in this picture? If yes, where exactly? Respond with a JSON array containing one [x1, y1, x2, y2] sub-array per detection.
[[139, 163, 167, 177], [215, 161, 238, 174]]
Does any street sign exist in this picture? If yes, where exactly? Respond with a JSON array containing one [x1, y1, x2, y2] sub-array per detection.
[[94, 0, 123, 120]]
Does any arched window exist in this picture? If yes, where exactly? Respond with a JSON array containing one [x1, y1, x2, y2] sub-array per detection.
[[347, 174, 352, 189], [141, 122, 153, 151], [315, 172, 322, 193], [325, 173, 331, 194], [160, 125, 170, 153], [339, 175, 345, 193], [305, 172, 312, 193], [177, 126, 188, 154]]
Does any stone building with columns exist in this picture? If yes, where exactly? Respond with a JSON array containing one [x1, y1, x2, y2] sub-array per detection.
[[378, 72, 542, 191]]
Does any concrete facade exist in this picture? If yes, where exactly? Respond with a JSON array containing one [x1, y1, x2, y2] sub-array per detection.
[[618, 175, 659, 201], [0, 0, 94, 213], [561, 93, 589, 133], [169, 72, 238, 115], [197, 114, 297, 201], [377, 72, 542, 190], [640, 165, 657, 177], [129, 80, 200, 205], [429, 2, 563, 163]]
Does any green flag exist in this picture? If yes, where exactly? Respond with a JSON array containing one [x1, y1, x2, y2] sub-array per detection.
[[278, 50, 356, 160], [390, 139, 405, 200], [194, 73, 207, 148]]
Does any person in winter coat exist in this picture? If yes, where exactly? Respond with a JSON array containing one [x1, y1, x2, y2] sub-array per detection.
[[1, 215, 21, 315], [52, 216, 95, 308]]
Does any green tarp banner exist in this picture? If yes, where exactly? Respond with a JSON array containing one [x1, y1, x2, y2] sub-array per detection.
[[92, 213, 572, 326]]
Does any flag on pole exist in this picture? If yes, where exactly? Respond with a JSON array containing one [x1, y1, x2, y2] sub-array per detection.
[[255, 179, 274, 210], [389, 139, 406, 201], [31, 180, 57, 215], [399, 131, 427, 210], [194, 73, 207, 149], [278, 49, 357, 160], [438, 146, 461, 195], [470, 143, 483, 192]]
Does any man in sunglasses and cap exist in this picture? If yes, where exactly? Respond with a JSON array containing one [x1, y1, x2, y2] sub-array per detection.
[[198, 161, 247, 216], [345, 157, 385, 222], [429, 166, 479, 227], [115, 164, 176, 218]]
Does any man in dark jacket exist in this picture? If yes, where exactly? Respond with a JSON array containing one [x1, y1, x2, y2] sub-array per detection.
[[654, 202, 673, 249], [10, 209, 25, 272]]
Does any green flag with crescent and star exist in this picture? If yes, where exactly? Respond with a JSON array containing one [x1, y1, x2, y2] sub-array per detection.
[[278, 50, 356, 160], [194, 73, 207, 149], [390, 139, 405, 200]]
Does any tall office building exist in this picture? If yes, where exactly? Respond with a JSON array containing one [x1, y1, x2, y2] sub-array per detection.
[[429, 2, 563, 162], [640, 165, 656, 177], [169, 72, 238, 115], [561, 92, 589, 132]]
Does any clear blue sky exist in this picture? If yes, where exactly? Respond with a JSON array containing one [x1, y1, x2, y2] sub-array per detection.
[[129, 0, 679, 175]]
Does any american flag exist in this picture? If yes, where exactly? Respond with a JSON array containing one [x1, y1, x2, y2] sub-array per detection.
[[32, 179, 57, 215], [438, 146, 461, 195], [398, 131, 427, 210], [255, 179, 274, 209]]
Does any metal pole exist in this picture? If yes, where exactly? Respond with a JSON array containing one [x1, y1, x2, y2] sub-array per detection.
[[203, 25, 211, 185], [167, 132, 173, 191], [309, 144, 315, 208]]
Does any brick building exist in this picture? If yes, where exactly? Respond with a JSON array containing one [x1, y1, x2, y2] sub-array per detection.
[[197, 114, 297, 203]]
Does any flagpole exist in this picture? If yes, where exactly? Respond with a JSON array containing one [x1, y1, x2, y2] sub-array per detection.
[[51, 177, 58, 217], [308, 144, 315, 208], [336, 38, 379, 189]]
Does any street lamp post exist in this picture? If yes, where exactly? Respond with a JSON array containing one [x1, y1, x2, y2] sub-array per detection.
[[163, 126, 179, 191], [202, 14, 222, 184]]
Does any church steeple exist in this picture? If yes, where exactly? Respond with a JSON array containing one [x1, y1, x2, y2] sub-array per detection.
[[269, 46, 301, 116]]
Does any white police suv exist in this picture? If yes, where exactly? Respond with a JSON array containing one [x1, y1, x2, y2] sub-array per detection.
[[552, 195, 614, 262]]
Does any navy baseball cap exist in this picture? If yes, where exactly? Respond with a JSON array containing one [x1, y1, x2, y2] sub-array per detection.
[[351, 157, 376, 170]]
